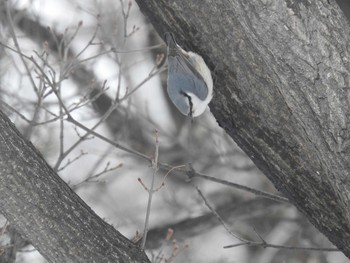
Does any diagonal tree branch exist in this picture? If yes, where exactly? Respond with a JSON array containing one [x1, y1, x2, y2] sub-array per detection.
[[135, 0, 350, 258], [0, 110, 150, 263]]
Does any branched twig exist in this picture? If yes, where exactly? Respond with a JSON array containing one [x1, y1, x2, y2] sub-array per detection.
[[141, 129, 159, 250], [29, 50, 157, 168], [121, 65, 166, 101], [63, 21, 101, 76], [195, 186, 340, 253], [194, 186, 249, 243], [224, 239, 340, 252], [155, 165, 186, 190], [72, 162, 123, 189], [27, 53, 150, 168], [5, 2, 37, 93], [67, 116, 150, 161], [179, 164, 289, 204], [120, 0, 139, 38], [57, 150, 88, 172]]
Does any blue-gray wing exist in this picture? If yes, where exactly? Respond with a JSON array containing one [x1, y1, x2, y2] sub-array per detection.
[[167, 55, 209, 100]]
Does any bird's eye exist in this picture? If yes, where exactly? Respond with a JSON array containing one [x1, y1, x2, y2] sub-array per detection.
[[180, 91, 193, 117]]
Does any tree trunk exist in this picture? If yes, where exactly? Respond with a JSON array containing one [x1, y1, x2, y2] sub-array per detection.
[[135, 0, 350, 258], [0, 110, 150, 262]]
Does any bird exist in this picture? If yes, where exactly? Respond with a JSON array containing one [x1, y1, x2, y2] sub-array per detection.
[[165, 32, 213, 117]]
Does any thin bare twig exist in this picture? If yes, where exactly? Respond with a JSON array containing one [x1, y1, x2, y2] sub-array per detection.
[[224, 239, 340, 252], [194, 186, 249, 243], [57, 150, 88, 172], [121, 65, 166, 101], [72, 162, 123, 189], [187, 165, 289, 203], [5, 2, 37, 93], [120, 0, 138, 38], [195, 186, 339, 253], [141, 129, 159, 250], [158, 163, 290, 204]]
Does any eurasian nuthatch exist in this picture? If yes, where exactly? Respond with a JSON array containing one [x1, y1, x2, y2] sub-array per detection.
[[165, 32, 213, 117]]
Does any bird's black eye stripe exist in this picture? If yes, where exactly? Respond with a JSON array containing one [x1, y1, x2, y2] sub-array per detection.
[[180, 91, 193, 118]]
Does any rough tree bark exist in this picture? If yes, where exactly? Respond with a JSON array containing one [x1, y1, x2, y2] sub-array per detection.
[[0, 110, 150, 262], [135, 0, 350, 258]]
